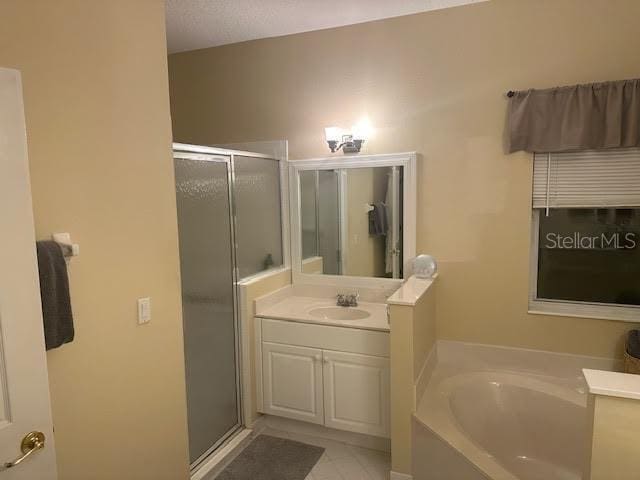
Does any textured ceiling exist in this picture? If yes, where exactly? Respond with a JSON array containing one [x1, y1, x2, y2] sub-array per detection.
[[166, 0, 488, 53]]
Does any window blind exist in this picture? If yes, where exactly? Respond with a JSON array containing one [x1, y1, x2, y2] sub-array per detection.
[[532, 148, 640, 209]]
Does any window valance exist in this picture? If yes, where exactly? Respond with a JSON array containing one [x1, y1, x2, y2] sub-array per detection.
[[508, 79, 640, 153]]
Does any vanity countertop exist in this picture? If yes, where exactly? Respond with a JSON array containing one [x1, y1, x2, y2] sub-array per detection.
[[255, 295, 390, 332]]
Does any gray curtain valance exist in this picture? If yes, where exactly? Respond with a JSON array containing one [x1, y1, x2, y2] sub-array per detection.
[[507, 79, 640, 153]]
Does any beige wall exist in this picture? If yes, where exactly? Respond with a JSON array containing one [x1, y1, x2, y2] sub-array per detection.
[[169, 0, 640, 359], [0, 2, 190, 479], [301, 256, 324, 274]]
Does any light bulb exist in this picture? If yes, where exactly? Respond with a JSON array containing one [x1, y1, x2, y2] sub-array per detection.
[[351, 118, 373, 141], [324, 126, 342, 142]]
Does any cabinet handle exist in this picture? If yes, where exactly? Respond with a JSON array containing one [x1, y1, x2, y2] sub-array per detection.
[[314, 354, 321, 362]]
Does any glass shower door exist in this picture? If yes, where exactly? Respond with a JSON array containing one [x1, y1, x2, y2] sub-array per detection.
[[174, 153, 240, 466]]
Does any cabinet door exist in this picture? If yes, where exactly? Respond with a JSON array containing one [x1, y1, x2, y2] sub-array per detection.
[[323, 350, 390, 437], [262, 342, 324, 424]]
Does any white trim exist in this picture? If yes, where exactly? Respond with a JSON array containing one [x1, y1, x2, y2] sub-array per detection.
[[237, 266, 290, 286], [390, 472, 413, 480], [255, 316, 264, 413], [391, 166, 401, 278], [387, 275, 437, 306], [215, 140, 287, 161], [528, 209, 540, 305], [528, 300, 640, 323], [280, 141, 291, 270], [190, 428, 253, 480], [583, 368, 640, 401], [289, 152, 417, 289], [238, 284, 253, 426], [529, 210, 640, 323], [173, 141, 275, 159], [172, 151, 230, 162]]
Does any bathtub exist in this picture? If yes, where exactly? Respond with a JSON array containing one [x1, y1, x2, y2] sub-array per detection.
[[412, 341, 618, 480]]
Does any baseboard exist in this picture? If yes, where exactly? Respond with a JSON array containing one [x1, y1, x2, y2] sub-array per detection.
[[191, 428, 253, 480], [262, 414, 391, 452], [390, 471, 413, 480], [247, 414, 267, 433]]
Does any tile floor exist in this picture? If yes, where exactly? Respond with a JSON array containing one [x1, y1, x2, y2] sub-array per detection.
[[261, 426, 391, 480]]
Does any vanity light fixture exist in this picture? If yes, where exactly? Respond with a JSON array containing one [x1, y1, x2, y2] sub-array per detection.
[[325, 118, 373, 154]]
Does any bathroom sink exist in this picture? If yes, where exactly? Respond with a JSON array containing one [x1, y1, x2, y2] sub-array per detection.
[[308, 306, 370, 321]]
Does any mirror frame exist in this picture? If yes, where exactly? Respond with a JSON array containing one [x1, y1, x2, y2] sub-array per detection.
[[289, 152, 417, 289]]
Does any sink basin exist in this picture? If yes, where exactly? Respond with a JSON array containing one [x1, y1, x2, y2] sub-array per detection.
[[308, 306, 370, 321]]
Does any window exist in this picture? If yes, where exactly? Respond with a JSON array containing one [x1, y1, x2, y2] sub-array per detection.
[[530, 149, 640, 321]]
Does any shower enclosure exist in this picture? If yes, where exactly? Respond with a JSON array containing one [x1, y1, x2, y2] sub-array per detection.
[[173, 144, 283, 469]]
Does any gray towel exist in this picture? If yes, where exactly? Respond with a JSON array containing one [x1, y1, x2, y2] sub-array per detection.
[[627, 330, 640, 359], [36, 241, 74, 350], [368, 202, 388, 236]]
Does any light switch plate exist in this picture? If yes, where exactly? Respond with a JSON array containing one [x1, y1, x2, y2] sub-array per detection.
[[137, 297, 151, 325]]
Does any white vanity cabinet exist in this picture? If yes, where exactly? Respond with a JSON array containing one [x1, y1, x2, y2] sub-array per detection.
[[322, 350, 390, 437], [257, 317, 390, 438], [262, 342, 324, 425]]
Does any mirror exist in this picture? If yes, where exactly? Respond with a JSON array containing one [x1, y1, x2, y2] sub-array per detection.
[[298, 166, 403, 279]]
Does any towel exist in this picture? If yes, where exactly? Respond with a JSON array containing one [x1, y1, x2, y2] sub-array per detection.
[[627, 330, 640, 359], [36, 241, 74, 350], [368, 202, 388, 237]]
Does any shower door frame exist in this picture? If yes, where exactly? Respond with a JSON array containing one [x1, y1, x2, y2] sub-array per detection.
[[174, 143, 288, 474], [173, 150, 244, 471]]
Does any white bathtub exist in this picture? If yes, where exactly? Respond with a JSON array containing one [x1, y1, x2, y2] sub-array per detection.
[[413, 341, 618, 480]]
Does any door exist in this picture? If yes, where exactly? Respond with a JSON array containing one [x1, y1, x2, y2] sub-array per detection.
[[174, 153, 241, 467], [262, 342, 323, 424], [322, 350, 390, 437], [0, 68, 57, 478]]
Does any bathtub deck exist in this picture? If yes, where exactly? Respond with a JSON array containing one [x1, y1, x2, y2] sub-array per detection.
[[412, 341, 617, 480]]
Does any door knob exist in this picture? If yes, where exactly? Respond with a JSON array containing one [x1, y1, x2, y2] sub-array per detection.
[[1, 431, 45, 470]]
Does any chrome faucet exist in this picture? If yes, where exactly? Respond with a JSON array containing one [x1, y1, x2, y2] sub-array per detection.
[[336, 293, 359, 307]]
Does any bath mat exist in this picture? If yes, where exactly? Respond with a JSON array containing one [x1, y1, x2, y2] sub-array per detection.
[[215, 434, 324, 480]]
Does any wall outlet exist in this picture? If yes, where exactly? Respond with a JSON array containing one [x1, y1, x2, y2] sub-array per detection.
[[137, 297, 151, 325]]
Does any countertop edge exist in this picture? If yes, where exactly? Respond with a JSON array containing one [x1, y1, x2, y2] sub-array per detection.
[[387, 274, 437, 306], [583, 368, 640, 401], [255, 313, 390, 333]]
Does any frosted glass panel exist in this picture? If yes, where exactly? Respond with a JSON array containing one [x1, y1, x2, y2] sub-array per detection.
[[233, 156, 283, 278], [174, 157, 239, 464]]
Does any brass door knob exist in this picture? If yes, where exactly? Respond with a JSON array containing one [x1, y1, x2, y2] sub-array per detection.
[[1, 431, 45, 470]]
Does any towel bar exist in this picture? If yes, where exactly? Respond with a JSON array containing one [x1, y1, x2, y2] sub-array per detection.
[[52, 233, 79, 258]]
